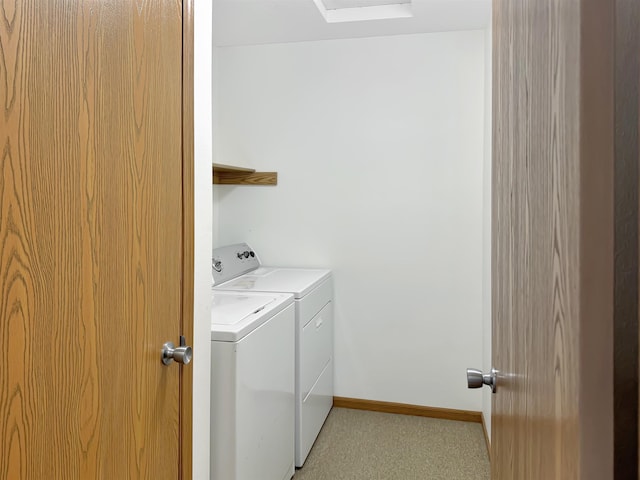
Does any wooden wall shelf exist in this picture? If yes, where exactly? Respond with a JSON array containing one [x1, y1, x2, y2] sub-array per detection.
[[212, 163, 278, 185]]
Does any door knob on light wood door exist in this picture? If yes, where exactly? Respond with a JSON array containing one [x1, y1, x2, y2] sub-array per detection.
[[162, 341, 193, 366], [467, 368, 497, 393]]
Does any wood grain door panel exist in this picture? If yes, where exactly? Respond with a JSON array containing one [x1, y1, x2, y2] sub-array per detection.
[[492, 1, 615, 479], [0, 1, 185, 478]]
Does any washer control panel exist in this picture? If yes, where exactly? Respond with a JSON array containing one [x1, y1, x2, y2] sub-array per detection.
[[236, 249, 255, 260], [212, 243, 260, 285]]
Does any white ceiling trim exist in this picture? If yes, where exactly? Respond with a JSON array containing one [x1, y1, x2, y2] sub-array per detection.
[[312, 0, 413, 23], [213, 0, 491, 47], [322, 0, 410, 9]]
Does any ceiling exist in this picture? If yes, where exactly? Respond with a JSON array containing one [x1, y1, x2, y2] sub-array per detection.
[[213, 0, 492, 47]]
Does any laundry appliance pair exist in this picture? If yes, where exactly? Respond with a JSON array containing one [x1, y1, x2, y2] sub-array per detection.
[[210, 243, 333, 480]]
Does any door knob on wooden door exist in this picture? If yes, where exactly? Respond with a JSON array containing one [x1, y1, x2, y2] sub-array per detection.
[[161, 340, 193, 366], [466, 368, 497, 393]]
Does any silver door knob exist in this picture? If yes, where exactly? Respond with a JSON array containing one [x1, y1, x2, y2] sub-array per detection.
[[467, 367, 497, 393], [162, 342, 193, 366]]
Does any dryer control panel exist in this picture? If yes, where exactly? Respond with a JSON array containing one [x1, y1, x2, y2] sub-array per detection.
[[212, 243, 260, 285]]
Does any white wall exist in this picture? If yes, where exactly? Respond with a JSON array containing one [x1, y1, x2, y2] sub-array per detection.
[[193, 0, 212, 477], [481, 26, 492, 440], [213, 31, 486, 411]]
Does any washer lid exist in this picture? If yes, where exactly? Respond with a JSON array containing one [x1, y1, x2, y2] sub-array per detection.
[[211, 291, 293, 342], [212, 294, 275, 325], [214, 267, 331, 298]]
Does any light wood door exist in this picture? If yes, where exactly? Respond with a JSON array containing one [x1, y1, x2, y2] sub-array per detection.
[[0, 1, 190, 478], [492, 1, 616, 479]]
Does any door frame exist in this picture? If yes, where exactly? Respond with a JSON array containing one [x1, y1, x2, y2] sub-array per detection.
[[612, 0, 640, 476], [181, 0, 195, 477], [579, 2, 615, 478]]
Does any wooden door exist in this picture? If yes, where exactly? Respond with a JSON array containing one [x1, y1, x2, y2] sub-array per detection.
[[492, 1, 617, 479], [0, 0, 192, 478]]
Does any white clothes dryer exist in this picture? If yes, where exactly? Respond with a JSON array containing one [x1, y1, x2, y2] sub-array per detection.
[[210, 290, 295, 480], [212, 244, 333, 468]]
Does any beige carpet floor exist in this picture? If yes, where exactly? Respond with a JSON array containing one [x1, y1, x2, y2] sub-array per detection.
[[293, 408, 490, 480]]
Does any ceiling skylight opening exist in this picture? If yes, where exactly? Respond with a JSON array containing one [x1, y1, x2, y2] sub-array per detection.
[[312, 0, 413, 23]]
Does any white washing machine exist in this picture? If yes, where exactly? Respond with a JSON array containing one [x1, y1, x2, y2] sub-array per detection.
[[210, 290, 295, 480], [212, 243, 333, 468]]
